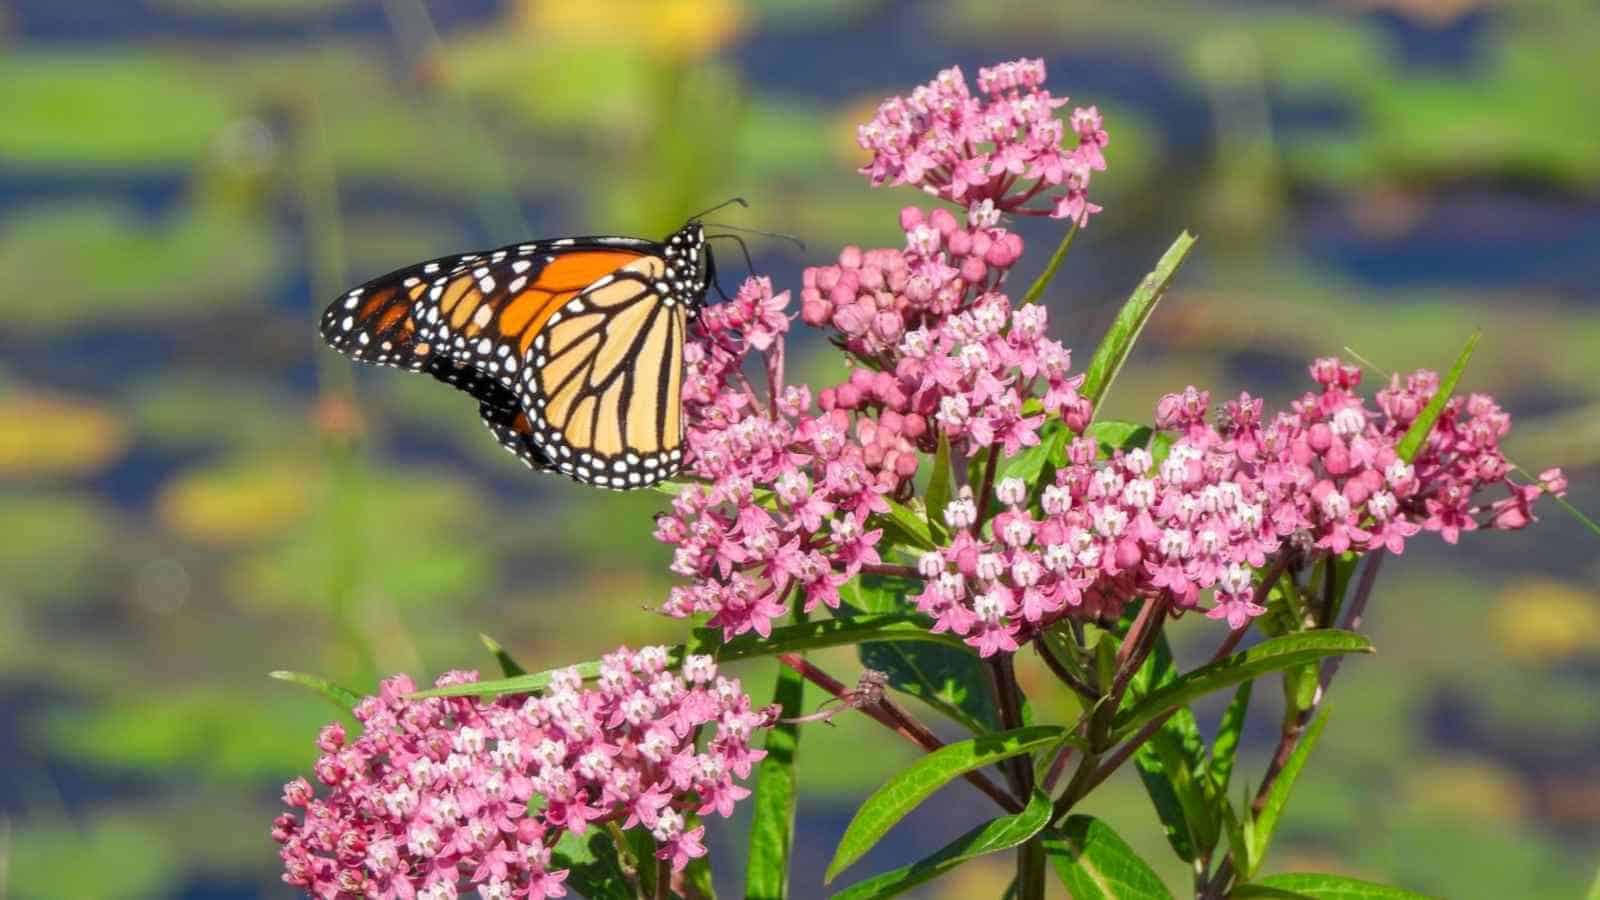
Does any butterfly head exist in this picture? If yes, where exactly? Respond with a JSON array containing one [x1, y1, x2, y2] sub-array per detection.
[[664, 221, 713, 311]]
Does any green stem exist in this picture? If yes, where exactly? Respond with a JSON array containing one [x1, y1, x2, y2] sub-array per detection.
[[1016, 830, 1047, 900], [1021, 222, 1079, 305]]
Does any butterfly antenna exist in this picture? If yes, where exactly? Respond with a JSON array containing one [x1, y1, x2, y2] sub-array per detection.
[[688, 197, 749, 222], [706, 233, 757, 277], [705, 222, 806, 253]]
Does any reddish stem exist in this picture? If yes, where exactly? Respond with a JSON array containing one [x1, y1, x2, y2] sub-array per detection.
[[775, 653, 1022, 813]]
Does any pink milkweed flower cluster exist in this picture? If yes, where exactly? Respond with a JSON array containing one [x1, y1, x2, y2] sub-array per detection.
[[915, 362, 1568, 653], [856, 58, 1108, 224], [273, 648, 773, 899], [658, 272, 1089, 642]]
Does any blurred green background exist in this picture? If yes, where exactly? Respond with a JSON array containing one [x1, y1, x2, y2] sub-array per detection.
[[1, 0, 1597, 897]]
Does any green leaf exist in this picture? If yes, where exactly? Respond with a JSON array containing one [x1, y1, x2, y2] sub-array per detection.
[[623, 828, 660, 898], [1080, 231, 1197, 411], [268, 670, 360, 713], [1128, 635, 1214, 862], [1234, 872, 1441, 899], [926, 431, 953, 535], [1246, 709, 1332, 878], [745, 664, 804, 900], [551, 828, 637, 899], [479, 633, 526, 677], [844, 575, 1000, 734], [1396, 330, 1479, 463], [1044, 816, 1175, 900], [860, 640, 1000, 734], [872, 496, 938, 552], [1210, 681, 1253, 798], [1219, 790, 1253, 882], [824, 726, 1067, 884], [1083, 420, 1154, 456], [1111, 632, 1372, 742], [1037, 625, 1093, 694], [832, 789, 1052, 900], [840, 575, 918, 615], [413, 613, 967, 699], [1021, 221, 1078, 305], [996, 421, 1067, 490], [1133, 712, 1213, 863]]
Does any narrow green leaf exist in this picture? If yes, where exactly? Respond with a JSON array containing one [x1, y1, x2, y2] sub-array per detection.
[[860, 640, 1000, 734], [1235, 872, 1441, 899], [551, 828, 636, 899], [1038, 625, 1093, 693], [1044, 816, 1175, 900], [840, 576, 918, 615], [745, 664, 804, 900], [833, 789, 1052, 900], [1246, 709, 1331, 878], [269, 670, 360, 713], [623, 828, 660, 898], [1396, 330, 1480, 463], [824, 726, 1067, 883], [996, 421, 1066, 490], [1081, 231, 1197, 411], [1133, 715, 1211, 862], [1586, 858, 1600, 900], [842, 575, 1000, 734], [1219, 791, 1252, 883], [1282, 664, 1319, 717], [1111, 632, 1372, 741], [926, 431, 953, 535], [1094, 630, 1120, 693], [479, 633, 526, 678], [1021, 221, 1078, 305], [872, 496, 937, 551], [1083, 420, 1154, 456], [414, 613, 967, 699], [1210, 681, 1252, 798], [1128, 634, 1214, 862], [1228, 886, 1314, 899]]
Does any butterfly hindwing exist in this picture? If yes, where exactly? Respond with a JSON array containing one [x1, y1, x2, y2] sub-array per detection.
[[514, 259, 687, 489]]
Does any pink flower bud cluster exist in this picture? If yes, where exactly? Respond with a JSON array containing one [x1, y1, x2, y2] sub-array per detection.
[[800, 206, 1024, 357], [856, 58, 1108, 224], [274, 649, 772, 899], [911, 360, 1567, 656]]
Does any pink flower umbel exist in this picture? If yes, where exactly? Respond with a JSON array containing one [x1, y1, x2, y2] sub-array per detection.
[[856, 59, 1107, 225], [274, 649, 774, 898]]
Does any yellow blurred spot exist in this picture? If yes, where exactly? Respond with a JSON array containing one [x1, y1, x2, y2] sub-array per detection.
[[0, 390, 129, 478], [932, 854, 1013, 900], [156, 461, 318, 543], [519, 0, 743, 60], [1404, 760, 1527, 823], [1490, 578, 1600, 663]]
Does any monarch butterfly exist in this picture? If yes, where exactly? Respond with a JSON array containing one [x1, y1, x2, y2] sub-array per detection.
[[319, 212, 731, 490]]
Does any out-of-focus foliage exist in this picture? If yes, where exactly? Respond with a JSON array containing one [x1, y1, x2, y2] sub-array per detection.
[[1, 1, 1595, 898]]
